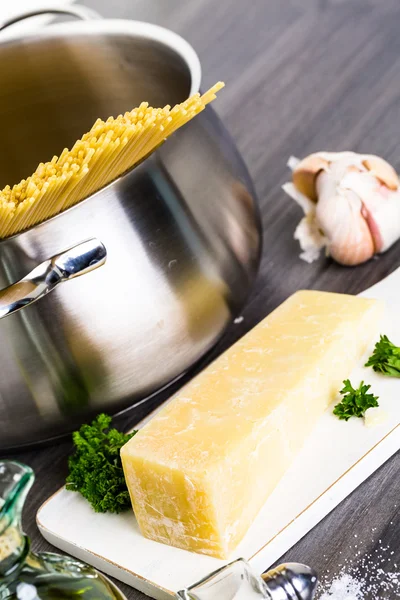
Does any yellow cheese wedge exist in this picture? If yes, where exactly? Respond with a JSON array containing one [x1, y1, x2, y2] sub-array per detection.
[[121, 290, 383, 558]]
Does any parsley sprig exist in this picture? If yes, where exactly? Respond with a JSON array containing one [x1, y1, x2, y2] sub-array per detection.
[[66, 413, 136, 513], [365, 334, 400, 378], [333, 379, 379, 421]]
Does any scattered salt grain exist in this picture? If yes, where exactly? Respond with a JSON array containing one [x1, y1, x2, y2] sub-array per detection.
[[234, 316, 244, 324], [316, 535, 399, 599], [318, 574, 363, 599]]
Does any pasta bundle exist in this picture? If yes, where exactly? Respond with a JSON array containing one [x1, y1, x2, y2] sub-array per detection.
[[0, 82, 224, 239]]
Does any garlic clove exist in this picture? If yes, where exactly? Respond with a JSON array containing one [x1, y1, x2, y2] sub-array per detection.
[[362, 155, 399, 191], [292, 154, 330, 201], [340, 167, 400, 252], [329, 223, 375, 266], [316, 172, 375, 266], [361, 188, 400, 253]]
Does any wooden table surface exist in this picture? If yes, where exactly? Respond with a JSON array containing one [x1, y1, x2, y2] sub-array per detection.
[[9, 0, 400, 597]]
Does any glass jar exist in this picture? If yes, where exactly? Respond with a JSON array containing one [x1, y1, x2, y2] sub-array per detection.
[[0, 460, 126, 600]]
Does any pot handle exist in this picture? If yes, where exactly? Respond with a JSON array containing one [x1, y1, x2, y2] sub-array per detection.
[[0, 4, 101, 32], [0, 238, 106, 319]]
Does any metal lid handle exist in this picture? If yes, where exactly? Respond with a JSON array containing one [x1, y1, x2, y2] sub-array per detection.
[[0, 4, 102, 32], [0, 238, 106, 319]]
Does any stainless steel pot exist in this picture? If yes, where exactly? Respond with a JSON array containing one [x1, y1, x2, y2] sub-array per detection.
[[0, 6, 261, 450]]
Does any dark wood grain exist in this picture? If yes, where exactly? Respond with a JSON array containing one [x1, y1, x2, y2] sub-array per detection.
[[6, 0, 400, 598]]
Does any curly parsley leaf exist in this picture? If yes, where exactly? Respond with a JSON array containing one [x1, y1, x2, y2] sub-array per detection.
[[365, 334, 400, 378], [333, 379, 379, 421], [66, 413, 136, 513]]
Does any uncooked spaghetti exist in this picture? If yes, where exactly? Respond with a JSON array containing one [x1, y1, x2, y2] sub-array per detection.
[[0, 82, 224, 239]]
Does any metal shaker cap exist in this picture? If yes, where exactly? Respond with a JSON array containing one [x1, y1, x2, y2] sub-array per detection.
[[177, 559, 318, 600], [262, 563, 318, 600]]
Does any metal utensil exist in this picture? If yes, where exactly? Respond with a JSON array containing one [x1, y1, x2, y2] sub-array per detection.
[[262, 563, 318, 600], [0, 6, 261, 449], [0, 239, 106, 319], [177, 559, 318, 600]]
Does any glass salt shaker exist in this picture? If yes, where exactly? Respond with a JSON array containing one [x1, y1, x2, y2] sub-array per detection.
[[0, 460, 126, 600], [177, 557, 318, 600]]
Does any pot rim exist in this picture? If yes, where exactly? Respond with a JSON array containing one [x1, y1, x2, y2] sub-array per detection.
[[0, 17, 203, 244], [0, 18, 202, 97]]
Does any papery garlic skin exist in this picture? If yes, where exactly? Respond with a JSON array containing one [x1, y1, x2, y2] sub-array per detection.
[[294, 215, 327, 264], [282, 181, 328, 263], [284, 151, 400, 266]]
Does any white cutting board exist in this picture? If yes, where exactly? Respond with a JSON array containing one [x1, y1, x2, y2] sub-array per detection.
[[37, 267, 400, 600]]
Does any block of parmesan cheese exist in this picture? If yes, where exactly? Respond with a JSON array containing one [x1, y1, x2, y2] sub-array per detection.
[[121, 290, 383, 558]]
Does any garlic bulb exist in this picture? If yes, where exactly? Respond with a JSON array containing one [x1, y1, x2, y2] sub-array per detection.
[[283, 151, 400, 266]]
